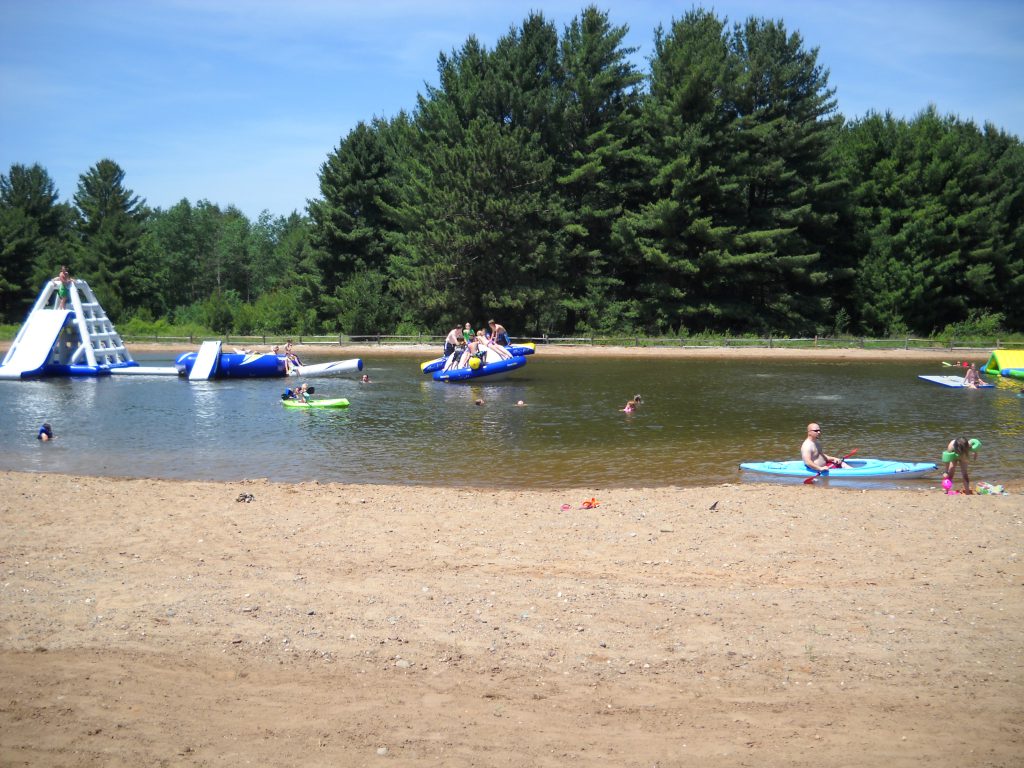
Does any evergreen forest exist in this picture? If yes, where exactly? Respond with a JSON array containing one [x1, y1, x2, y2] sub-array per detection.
[[1, 6, 1021, 339]]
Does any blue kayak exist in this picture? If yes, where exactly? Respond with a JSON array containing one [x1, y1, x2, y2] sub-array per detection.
[[740, 459, 936, 479]]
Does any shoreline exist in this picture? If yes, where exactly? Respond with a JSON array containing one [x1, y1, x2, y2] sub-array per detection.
[[0, 338, 997, 363], [1, 470, 1020, 766], [128, 341, 987, 362]]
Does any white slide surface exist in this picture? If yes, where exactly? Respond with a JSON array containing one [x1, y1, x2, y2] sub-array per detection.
[[0, 310, 70, 379], [189, 340, 222, 380]]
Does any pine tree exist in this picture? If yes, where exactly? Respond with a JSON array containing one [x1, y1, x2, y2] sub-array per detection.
[[73, 159, 149, 319], [555, 5, 645, 333], [0, 163, 73, 320], [617, 9, 735, 334], [723, 17, 840, 333]]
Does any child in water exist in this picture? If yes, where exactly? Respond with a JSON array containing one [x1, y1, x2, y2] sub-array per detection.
[[621, 393, 642, 413]]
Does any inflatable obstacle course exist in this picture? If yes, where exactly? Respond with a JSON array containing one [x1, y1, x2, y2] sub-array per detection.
[[0, 278, 139, 379], [982, 350, 1024, 379]]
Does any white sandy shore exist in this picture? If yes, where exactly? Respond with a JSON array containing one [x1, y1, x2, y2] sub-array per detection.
[[0, 471, 1021, 766]]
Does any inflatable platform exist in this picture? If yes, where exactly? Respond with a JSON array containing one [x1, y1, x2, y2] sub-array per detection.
[[175, 348, 362, 379], [420, 343, 535, 374], [983, 349, 1024, 379], [427, 343, 529, 382], [918, 375, 993, 388], [434, 353, 527, 382]]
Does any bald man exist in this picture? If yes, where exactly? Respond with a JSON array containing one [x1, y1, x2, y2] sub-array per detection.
[[801, 423, 850, 470]]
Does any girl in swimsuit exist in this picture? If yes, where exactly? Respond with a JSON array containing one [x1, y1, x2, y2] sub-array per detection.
[[942, 437, 979, 493]]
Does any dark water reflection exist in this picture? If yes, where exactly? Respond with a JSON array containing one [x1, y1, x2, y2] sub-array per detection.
[[1, 350, 1021, 489]]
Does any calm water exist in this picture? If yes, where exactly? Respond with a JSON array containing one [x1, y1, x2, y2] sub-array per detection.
[[2, 351, 1021, 489]]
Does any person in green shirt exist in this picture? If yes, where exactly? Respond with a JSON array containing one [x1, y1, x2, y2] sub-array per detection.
[[942, 437, 980, 493]]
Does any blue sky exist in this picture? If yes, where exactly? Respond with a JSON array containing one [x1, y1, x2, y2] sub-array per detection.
[[2, 0, 1021, 220]]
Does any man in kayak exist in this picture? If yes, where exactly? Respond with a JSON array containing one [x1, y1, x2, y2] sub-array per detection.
[[801, 423, 850, 470]]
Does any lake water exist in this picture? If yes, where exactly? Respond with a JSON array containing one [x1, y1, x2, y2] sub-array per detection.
[[2, 350, 1021, 489]]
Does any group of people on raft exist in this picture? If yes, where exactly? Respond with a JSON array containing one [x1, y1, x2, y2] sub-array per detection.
[[441, 320, 513, 370]]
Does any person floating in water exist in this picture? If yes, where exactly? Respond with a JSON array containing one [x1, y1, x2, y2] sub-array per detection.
[[37, 423, 54, 441]]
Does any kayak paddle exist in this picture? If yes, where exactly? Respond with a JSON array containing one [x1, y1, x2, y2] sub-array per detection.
[[804, 448, 859, 484]]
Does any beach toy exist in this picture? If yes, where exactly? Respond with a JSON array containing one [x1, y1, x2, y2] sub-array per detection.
[[580, 498, 600, 509], [560, 503, 572, 511], [969, 438, 981, 451], [941, 476, 960, 495], [976, 481, 1005, 495], [469, 356, 481, 370]]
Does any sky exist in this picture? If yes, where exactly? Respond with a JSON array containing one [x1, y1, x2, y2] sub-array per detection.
[[1, 0, 1021, 221]]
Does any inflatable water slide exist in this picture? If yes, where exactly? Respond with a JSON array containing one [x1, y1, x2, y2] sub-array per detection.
[[982, 350, 1024, 379], [0, 277, 147, 379], [2, 278, 362, 382]]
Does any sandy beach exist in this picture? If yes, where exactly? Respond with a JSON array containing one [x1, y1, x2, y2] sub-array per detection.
[[1, 470, 1021, 767]]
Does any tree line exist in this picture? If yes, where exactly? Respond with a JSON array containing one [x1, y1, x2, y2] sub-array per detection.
[[2, 6, 1021, 338]]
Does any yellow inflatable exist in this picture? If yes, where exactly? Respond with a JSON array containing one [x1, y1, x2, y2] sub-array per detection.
[[983, 349, 1024, 378]]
